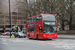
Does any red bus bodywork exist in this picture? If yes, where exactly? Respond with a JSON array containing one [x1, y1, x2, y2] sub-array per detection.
[[26, 14, 57, 39]]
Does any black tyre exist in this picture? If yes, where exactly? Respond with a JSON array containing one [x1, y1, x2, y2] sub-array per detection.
[[18, 36, 20, 38], [24, 36, 26, 38], [37, 35, 39, 40], [28, 34, 31, 39]]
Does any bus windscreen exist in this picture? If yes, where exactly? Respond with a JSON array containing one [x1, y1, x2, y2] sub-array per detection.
[[43, 15, 56, 33]]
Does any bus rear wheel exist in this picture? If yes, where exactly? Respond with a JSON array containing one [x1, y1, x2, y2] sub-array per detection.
[[37, 35, 39, 40], [28, 34, 31, 39]]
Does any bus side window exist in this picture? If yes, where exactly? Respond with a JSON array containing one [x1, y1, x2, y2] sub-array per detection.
[[30, 18, 32, 22], [34, 17, 36, 22], [33, 18, 34, 22], [39, 16, 41, 21], [27, 19, 29, 23], [28, 28, 34, 32], [36, 16, 41, 21], [32, 18, 34, 22], [29, 19, 30, 23]]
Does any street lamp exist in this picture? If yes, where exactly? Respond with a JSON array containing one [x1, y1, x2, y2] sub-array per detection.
[[9, 0, 11, 38]]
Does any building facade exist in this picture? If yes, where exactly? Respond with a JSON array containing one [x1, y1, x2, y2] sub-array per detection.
[[0, 0, 26, 33]]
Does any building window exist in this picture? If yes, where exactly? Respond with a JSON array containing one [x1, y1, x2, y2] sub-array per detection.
[[18, 21, 23, 24], [5, 20, 9, 24], [12, 21, 17, 24], [24, 21, 26, 24], [0, 20, 4, 24], [5, 16, 9, 19], [0, 15, 4, 19], [18, 17, 24, 20], [12, 16, 17, 19]]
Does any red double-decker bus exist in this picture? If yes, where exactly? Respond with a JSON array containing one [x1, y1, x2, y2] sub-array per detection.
[[26, 14, 57, 39]]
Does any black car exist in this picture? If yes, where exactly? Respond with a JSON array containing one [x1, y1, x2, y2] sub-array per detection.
[[14, 32, 26, 38]]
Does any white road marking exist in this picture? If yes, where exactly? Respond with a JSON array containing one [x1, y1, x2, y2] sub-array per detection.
[[3, 42, 7, 45], [1, 37, 75, 49], [42, 39, 75, 49], [1, 38, 8, 45], [2, 40, 6, 42]]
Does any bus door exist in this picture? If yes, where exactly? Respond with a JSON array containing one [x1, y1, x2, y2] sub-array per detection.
[[39, 26, 43, 39], [36, 26, 39, 37]]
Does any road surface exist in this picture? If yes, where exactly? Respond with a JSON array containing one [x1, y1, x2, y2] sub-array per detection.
[[0, 35, 75, 50]]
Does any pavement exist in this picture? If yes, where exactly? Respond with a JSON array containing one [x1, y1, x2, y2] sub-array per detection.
[[58, 34, 75, 39]]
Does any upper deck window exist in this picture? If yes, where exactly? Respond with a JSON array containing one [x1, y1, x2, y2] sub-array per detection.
[[27, 19, 30, 23], [36, 16, 41, 21], [30, 18, 32, 22], [33, 17, 36, 22], [27, 16, 41, 23]]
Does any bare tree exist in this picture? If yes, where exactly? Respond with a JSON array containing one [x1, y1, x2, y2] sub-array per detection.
[[64, 0, 75, 30], [16, 0, 75, 30]]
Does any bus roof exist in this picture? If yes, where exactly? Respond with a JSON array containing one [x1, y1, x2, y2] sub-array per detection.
[[27, 14, 56, 19]]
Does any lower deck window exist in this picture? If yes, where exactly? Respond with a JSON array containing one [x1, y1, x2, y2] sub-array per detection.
[[28, 28, 34, 32]]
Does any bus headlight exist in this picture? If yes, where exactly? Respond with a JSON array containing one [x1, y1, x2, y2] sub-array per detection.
[[55, 35, 57, 36], [43, 34, 46, 37]]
